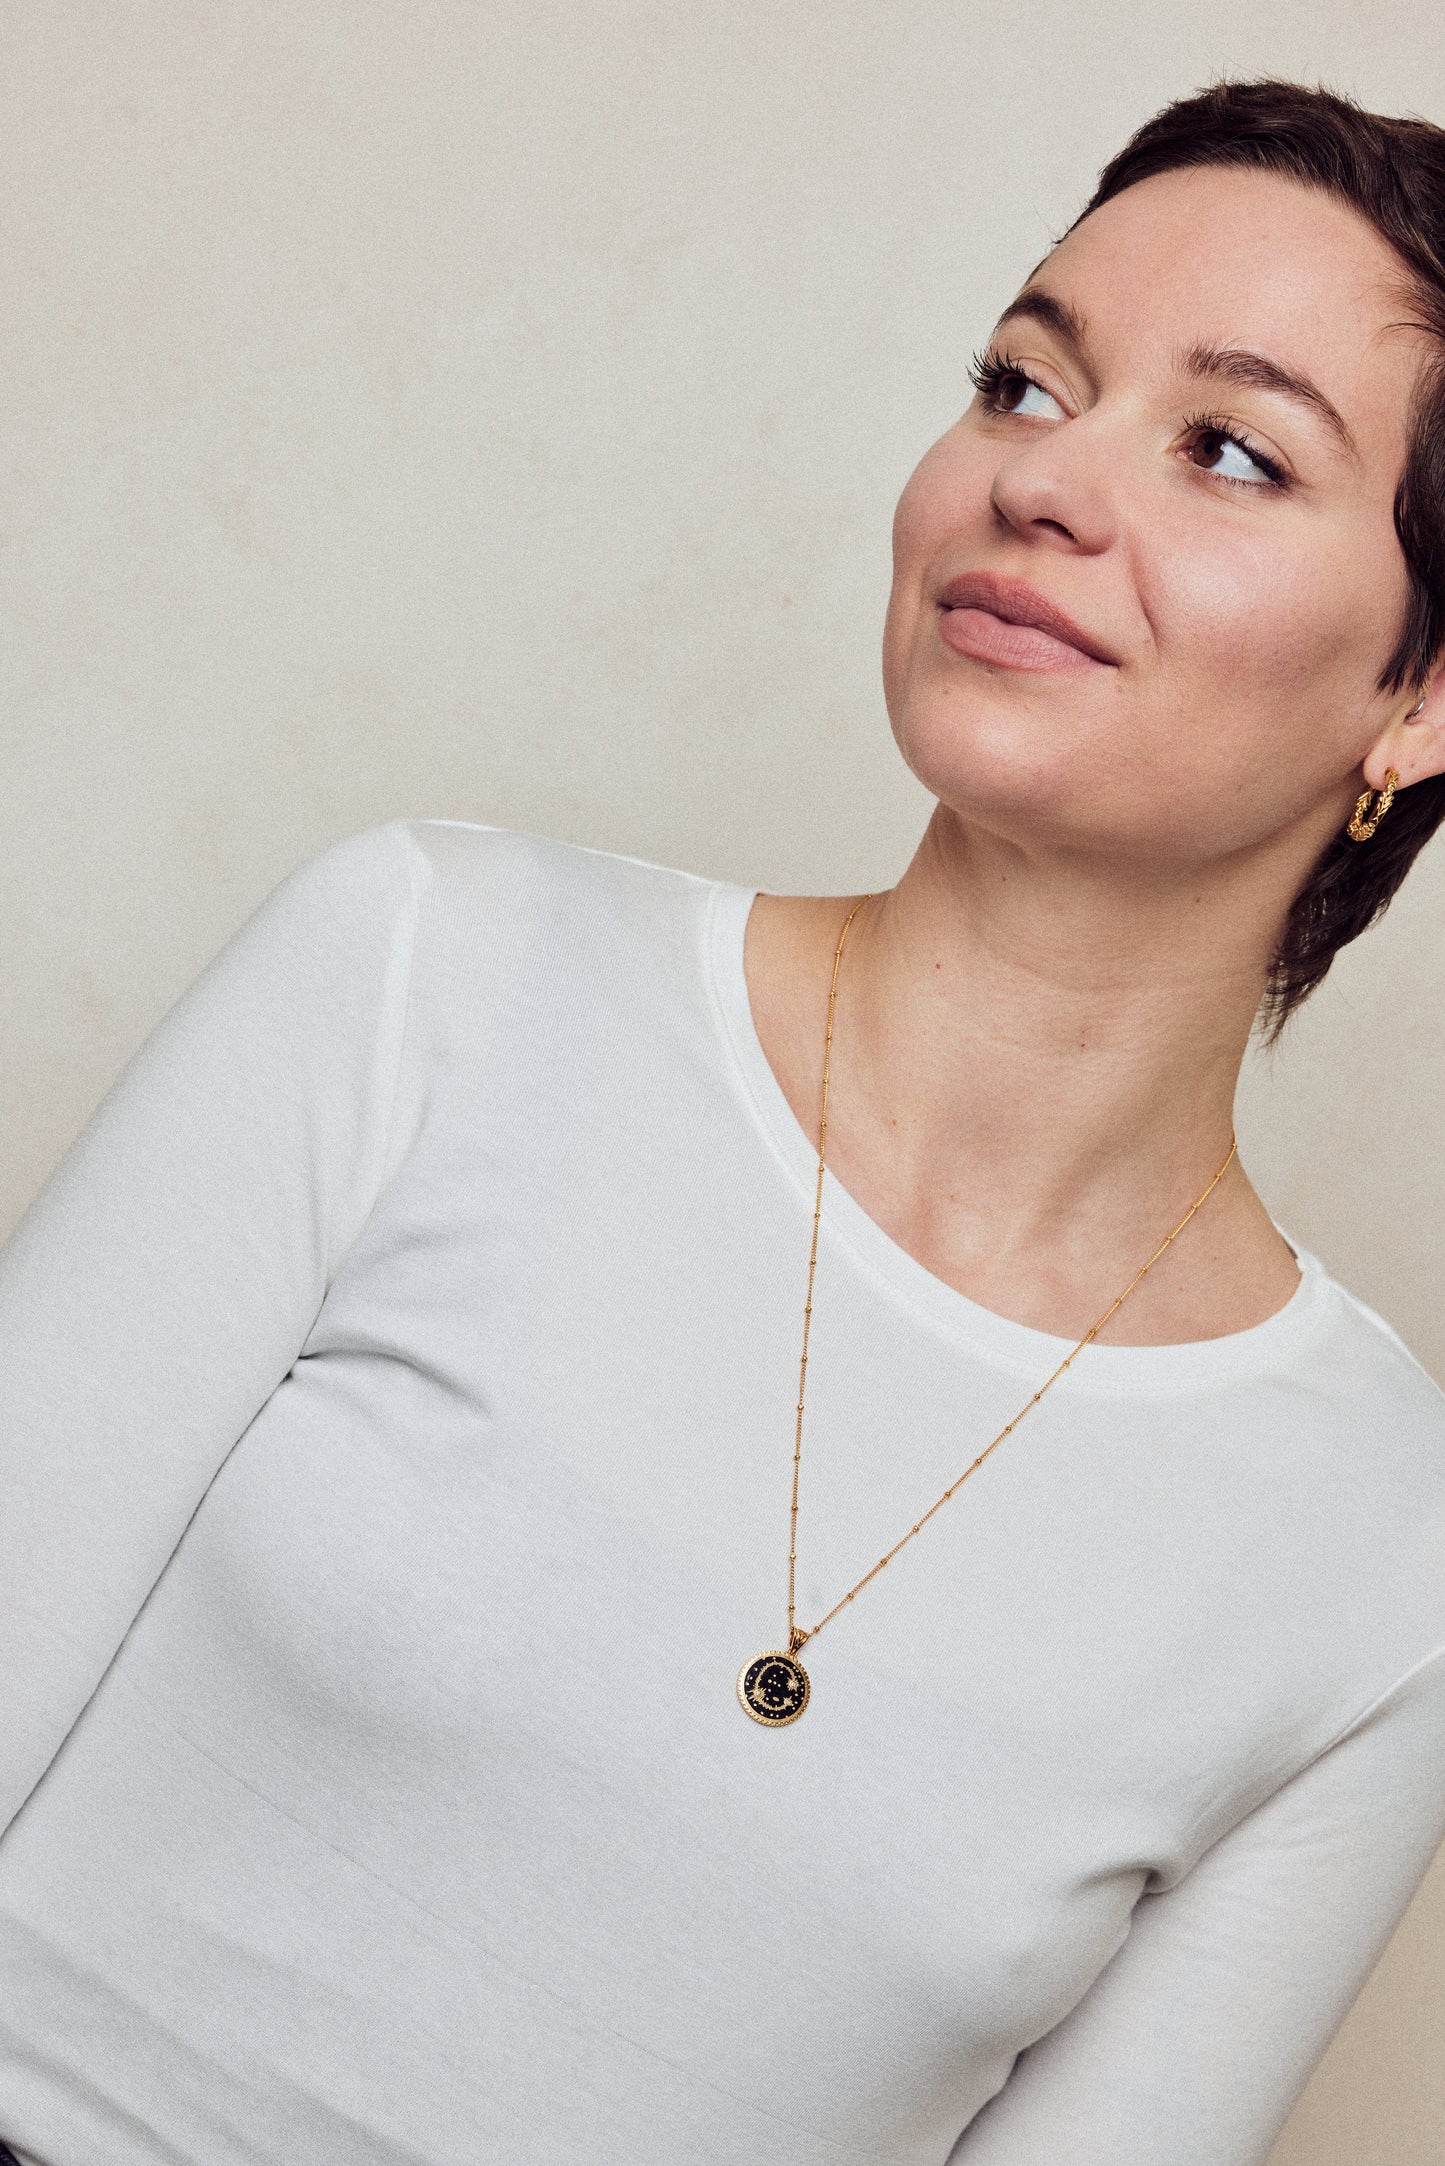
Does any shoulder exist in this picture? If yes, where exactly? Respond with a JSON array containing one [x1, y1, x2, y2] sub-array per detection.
[[1303, 1257, 1445, 1440], [276, 817, 727, 965], [1290, 1258, 1445, 1534], [1277, 1256, 1445, 1658], [393, 821, 733, 1010], [288, 819, 752, 1084], [398, 816, 717, 925]]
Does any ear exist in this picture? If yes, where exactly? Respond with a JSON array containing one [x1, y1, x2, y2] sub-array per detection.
[[1362, 671, 1445, 791]]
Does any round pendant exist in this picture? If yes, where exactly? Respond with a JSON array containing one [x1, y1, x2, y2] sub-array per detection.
[[737, 1649, 810, 1726]]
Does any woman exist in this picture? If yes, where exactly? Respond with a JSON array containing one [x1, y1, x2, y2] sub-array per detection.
[[2, 75, 1444, 2166]]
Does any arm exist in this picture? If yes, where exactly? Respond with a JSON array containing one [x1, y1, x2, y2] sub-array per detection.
[[0, 821, 419, 1836], [949, 1645, 1445, 2166]]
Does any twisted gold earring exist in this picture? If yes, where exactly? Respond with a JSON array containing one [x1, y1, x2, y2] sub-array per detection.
[[1347, 768, 1400, 842], [1346, 691, 1424, 842]]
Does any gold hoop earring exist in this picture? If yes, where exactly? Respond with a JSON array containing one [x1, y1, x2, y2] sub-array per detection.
[[1347, 767, 1400, 842]]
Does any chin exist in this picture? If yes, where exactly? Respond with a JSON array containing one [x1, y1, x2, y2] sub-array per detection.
[[892, 686, 1102, 831]]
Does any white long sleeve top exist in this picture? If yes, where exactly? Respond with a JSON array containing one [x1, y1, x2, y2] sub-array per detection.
[[2, 818, 1445, 2166]]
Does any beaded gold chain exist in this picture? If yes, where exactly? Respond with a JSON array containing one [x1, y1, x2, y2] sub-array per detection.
[[737, 894, 1239, 1727]]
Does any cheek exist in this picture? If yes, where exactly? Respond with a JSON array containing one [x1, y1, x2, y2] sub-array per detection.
[[890, 437, 966, 562], [1144, 511, 1405, 741], [883, 430, 991, 703]]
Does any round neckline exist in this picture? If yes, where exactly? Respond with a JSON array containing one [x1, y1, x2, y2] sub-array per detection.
[[704, 877, 1330, 1394]]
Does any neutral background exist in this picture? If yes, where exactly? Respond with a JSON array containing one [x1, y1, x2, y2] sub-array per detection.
[[3, 3, 1443, 2157]]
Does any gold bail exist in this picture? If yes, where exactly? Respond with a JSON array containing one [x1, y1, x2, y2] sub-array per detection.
[[788, 1626, 811, 1656]]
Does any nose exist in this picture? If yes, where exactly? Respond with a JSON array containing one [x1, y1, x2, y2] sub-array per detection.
[[987, 425, 1117, 555]]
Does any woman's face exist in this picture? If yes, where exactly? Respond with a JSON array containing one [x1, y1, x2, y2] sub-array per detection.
[[883, 164, 1436, 867]]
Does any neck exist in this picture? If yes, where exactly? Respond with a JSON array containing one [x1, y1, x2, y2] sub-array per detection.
[[848, 804, 1265, 1222], [748, 801, 1303, 1341]]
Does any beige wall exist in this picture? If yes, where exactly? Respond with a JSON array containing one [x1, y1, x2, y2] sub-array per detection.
[[4, 3, 1443, 2155]]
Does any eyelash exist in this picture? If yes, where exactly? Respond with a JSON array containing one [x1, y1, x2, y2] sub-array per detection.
[[1179, 410, 1289, 490], [967, 347, 1034, 408], [966, 347, 1291, 492]]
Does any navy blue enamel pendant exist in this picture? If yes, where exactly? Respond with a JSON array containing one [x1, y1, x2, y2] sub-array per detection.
[[737, 1650, 810, 1726]]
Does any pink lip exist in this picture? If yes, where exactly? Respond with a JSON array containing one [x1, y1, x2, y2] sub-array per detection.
[[935, 572, 1118, 673]]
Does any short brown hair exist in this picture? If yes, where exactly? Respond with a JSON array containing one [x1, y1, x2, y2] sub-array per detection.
[[1071, 79, 1445, 1035]]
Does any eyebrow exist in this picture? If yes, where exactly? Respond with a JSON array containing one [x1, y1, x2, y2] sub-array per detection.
[[1177, 339, 1358, 460], [994, 287, 1091, 354], [991, 286, 1359, 462]]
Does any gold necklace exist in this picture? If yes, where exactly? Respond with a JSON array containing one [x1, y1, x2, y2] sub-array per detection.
[[737, 894, 1239, 1727]]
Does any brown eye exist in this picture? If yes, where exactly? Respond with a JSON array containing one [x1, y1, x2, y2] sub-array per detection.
[[969, 353, 1067, 422], [1180, 419, 1283, 487]]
